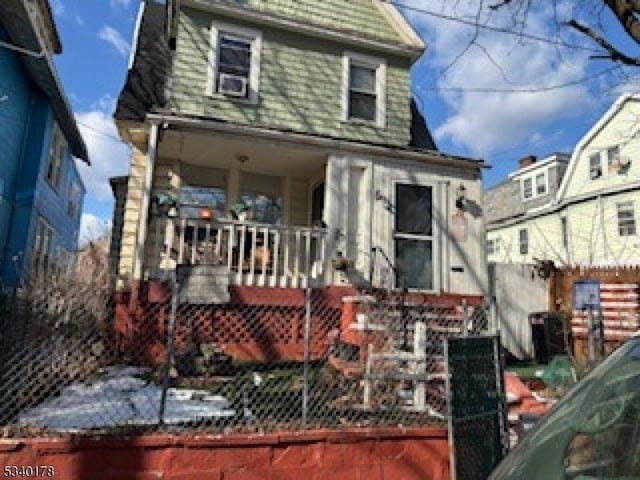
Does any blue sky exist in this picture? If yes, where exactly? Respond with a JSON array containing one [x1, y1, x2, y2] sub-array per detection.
[[48, 0, 639, 241]]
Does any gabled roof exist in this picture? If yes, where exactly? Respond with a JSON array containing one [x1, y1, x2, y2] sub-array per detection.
[[0, 0, 88, 162], [114, 1, 170, 122], [174, 0, 425, 59], [555, 93, 640, 203]]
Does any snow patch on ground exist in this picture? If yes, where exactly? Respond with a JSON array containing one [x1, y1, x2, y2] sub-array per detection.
[[18, 366, 235, 430]]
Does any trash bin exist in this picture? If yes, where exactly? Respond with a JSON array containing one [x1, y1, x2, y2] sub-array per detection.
[[529, 312, 569, 364]]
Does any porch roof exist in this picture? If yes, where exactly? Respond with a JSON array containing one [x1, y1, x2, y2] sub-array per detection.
[[147, 111, 487, 171]]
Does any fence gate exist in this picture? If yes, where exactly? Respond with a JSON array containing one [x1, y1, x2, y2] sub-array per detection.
[[446, 335, 507, 480]]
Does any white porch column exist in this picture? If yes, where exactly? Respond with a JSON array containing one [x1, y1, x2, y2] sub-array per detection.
[[324, 155, 347, 284], [132, 121, 160, 281]]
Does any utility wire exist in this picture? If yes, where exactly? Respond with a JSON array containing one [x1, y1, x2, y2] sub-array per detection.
[[416, 66, 619, 93], [387, 0, 605, 54], [76, 120, 130, 145]]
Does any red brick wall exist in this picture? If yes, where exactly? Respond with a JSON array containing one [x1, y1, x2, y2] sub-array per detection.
[[0, 428, 450, 479]]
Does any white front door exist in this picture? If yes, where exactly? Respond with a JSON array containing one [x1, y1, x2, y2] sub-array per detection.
[[393, 183, 434, 290]]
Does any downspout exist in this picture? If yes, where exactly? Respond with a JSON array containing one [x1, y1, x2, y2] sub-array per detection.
[[132, 121, 160, 281], [441, 180, 451, 293]]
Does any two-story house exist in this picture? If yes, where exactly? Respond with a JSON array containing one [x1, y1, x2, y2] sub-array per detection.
[[0, 0, 88, 287], [486, 94, 640, 267], [111, 0, 489, 364]]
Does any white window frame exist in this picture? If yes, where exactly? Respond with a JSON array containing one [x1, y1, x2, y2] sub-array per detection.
[[207, 21, 262, 105], [617, 201, 636, 237], [392, 180, 437, 292], [46, 122, 65, 192], [519, 228, 529, 255], [521, 170, 548, 201], [342, 51, 386, 128]]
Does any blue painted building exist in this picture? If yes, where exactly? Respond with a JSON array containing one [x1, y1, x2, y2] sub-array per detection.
[[0, 0, 88, 286]]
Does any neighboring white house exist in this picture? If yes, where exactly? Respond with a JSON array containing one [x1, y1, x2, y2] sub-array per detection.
[[486, 94, 640, 268]]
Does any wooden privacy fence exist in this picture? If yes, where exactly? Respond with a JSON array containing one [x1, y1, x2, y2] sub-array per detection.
[[551, 265, 640, 358]]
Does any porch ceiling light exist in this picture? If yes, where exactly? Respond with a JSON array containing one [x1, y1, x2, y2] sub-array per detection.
[[236, 154, 249, 163]]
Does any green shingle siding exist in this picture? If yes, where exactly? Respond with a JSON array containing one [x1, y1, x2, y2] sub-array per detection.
[[169, 8, 412, 147], [228, 0, 401, 43]]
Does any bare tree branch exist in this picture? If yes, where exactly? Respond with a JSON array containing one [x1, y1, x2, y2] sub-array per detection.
[[603, 0, 640, 44], [566, 18, 640, 65]]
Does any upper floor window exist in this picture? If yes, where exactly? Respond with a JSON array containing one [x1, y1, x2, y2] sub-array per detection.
[[209, 22, 262, 104], [487, 238, 500, 255], [67, 181, 83, 221], [606, 145, 620, 173], [535, 172, 546, 195], [33, 216, 54, 271], [46, 123, 65, 191], [522, 178, 533, 200], [342, 52, 386, 127], [589, 152, 602, 180], [617, 201, 636, 237], [520, 170, 547, 201], [519, 228, 529, 255]]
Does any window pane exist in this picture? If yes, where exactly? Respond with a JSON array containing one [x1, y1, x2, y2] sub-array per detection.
[[607, 146, 620, 166], [519, 229, 528, 254], [536, 173, 546, 194], [350, 65, 376, 92], [240, 192, 282, 224], [617, 202, 636, 236], [180, 186, 227, 219], [395, 184, 433, 236], [395, 239, 433, 290], [348, 92, 376, 121], [219, 35, 251, 73], [523, 178, 532, 199], [487, 239, 495, 255]]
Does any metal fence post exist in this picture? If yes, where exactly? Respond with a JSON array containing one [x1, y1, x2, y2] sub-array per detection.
[[159, 278, 179, 425], [490, 295, 498, 335], [302, 283, 311, 427]]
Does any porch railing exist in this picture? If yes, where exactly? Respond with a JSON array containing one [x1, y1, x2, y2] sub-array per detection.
[[148, 217, 329, 288]]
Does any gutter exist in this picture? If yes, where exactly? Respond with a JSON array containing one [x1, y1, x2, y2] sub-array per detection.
[[147, 112, 485, 171], [0, 39, 44, 57]]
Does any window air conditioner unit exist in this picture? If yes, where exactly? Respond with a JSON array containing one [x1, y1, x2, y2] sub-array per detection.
[[218, 73, 248, 97], [590, 167, 602, 180]]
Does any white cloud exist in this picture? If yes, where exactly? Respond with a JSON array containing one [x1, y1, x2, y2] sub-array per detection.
[[98, 26, 131, 57], [75, 103, 131, 202], [51, 0, 65, 17], [402, 0, 599, 157], [110, 0, 132, 9], [75, 15, 85, 26], [80, 213, 111, 246]]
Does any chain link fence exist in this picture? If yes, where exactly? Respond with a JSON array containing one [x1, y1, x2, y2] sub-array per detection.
[[0, 259, 493, 436]]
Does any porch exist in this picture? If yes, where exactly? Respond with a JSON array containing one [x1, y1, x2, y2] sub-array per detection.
[[139, 127, 336, 288]]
